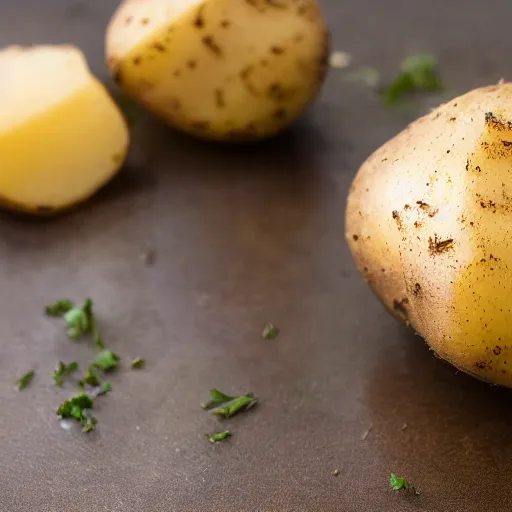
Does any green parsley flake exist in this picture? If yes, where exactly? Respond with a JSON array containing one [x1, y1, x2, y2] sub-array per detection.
[[45, 300, 74, 317], [53, 361, 79, 387], [93, 350, 120, 372], [262, 323, 279, 340], [390, 473, 418, 494], [97, 382, 112, 396], [207, 431, 232, 443], [201, 389, 257, 418], [201, 388, 236, 410], [383, 54, 443, 106], [79, 366, 101, 388], [131, 357, 145, 369], [18, 370, 35, 391], [57, 393, 97, 432], [62, 298, 104, 348]]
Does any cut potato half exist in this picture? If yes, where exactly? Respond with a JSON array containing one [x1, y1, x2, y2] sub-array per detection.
[[0, 45, 129, 213]]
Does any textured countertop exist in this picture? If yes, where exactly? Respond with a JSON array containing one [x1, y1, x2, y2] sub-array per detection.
[[1, 1, 512, 511]]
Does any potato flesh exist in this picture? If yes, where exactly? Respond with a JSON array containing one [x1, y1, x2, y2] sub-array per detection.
[[0, 46, 129, 212], [346, 84, 512, 387], [107, 0, 328, 140], [449, 113, 512, 384]]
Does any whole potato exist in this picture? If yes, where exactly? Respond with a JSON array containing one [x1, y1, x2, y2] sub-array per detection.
[[346, 83, 512, 387], [0, 45, 129, 214], [105, 0, 329, 141]]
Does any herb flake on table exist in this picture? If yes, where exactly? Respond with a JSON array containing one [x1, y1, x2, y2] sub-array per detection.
[[65, 299, 104, 348], [390, 473, 418, 494], [47, 298, 104, 349], [57, 393, 97, 432], [207, 431, 232, 443], [18, 370, 35, 391], [53, 361, 79, 387], [201, 389, 257, 418], [131, 357, 145, 369], [382, 54, 443, 106], [79, 366, 101, 388], [97, 382, 112, 396], [45, 300, 74, 317], [93, 350, 120, 372], [262, 323, 279, 340]]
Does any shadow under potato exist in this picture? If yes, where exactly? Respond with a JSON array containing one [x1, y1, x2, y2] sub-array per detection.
[[364, 324, 512, 510]]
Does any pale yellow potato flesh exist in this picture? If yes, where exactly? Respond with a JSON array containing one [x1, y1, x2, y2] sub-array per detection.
[[346, 83, 512, 387], [106, 0, 328, 141], [0, 45, 129, 213]]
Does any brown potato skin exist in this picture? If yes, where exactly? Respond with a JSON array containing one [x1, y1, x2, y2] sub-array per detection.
[[346, 83, 512, 387]]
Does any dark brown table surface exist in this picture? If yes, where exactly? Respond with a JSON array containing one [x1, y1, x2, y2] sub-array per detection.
[[2, 1, 512, 511]]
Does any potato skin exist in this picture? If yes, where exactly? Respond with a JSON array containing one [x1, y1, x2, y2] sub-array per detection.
[[106, 0, 329, 141], [346, 83, 512, 387]]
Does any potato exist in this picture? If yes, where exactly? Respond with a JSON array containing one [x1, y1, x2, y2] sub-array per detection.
[[105, 0, 329, 141], [346, 83, 512, 387], [0, 45, 129, 214]]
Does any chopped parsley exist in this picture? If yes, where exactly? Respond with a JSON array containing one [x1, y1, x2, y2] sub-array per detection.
[[57, 393, 97, 432], [97, 382, 112, 396], [201, 388, 257, 418], [131, 357, 145, 369], [390, 473, 418, 494], [93, 350, 120, 372], [207, 431, 232, 443], [201, 388, 237, 410], [262, 323, 279, 340], [53, 361, 79, 387], [81, 409, 98, 433], [79, 366, 101, 388], [48, 298, 104, 348], [45, 300, 73, 317], [79, 367, 111, 397], [18, 370, 35, 390], [383, 54, 443, 106], [65, 299, 104, 348]]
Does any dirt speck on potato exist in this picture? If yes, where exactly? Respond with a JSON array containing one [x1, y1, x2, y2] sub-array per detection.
[[268, 83, 288, 100], [416, 200, 438, 217], [476, 361, 491, 371], [215, 89, 225, 108], [151, 42, 166, 52], [428, 236, 454, 255], [194, 5, 205, 28], [392, 211, 403, 231], [270, 45, 284, 55], [202, 35, 222, 56], [240, 67, 257, 95]]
